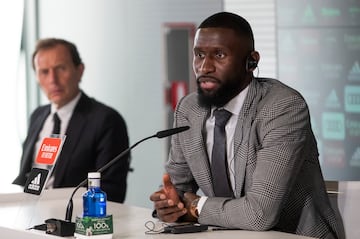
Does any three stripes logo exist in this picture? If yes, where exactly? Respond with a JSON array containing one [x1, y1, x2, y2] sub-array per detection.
[[28, 173, 41, 191], [24, 168, 49, 195]]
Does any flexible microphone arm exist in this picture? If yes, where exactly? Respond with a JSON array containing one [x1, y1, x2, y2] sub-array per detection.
[[65, 126, 190, 222]]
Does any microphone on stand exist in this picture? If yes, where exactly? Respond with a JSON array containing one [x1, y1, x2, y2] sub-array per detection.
[[60, 126, 189, 222], [39, 126, 190, 236], [64, 125, 190, 222]]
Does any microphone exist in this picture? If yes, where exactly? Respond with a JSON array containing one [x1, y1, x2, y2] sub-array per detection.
[[156, 126, 190, 138], [64, 125, 190, 222]]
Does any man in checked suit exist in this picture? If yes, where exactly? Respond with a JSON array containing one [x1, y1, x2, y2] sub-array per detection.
[[150, 12, 345, 239], [13, 38, 130, 203]]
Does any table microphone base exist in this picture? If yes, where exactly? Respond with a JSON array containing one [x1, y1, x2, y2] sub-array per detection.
[[45, 218, 75, 237]]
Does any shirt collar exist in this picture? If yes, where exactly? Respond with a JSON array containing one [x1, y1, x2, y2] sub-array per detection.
[[211, 85, 249, 117], [51, 92, 82, 119]]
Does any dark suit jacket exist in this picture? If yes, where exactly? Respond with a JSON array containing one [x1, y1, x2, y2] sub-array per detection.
[[13, 92, 130, 203], [166, 78, 345, 239]]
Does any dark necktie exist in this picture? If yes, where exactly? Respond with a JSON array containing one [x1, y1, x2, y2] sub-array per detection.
[[52, 112, 61, 135], [211, 109, 233, 197]]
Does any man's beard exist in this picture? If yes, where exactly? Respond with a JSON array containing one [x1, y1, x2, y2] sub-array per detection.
[[197, 76, 242, 108]]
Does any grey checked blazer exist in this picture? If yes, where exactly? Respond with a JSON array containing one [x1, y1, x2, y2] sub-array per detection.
[[165, 78, 345, 239]]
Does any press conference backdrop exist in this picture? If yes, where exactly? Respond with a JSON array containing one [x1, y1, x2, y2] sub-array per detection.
[[276, 0, 360, 180]]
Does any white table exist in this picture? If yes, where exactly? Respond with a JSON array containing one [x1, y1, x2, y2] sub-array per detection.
[[335, 181, 360, 239], [0, 187, 315, 239]]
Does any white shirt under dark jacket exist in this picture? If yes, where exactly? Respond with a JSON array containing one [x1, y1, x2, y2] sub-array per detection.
[[32, 92, 82, 187]]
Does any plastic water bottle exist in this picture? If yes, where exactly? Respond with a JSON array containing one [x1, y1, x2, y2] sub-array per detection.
[[83, 172, 107, 217]]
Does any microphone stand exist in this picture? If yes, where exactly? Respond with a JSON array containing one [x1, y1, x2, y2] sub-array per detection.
[[41, 126, 189, 236], [65, 134, 157, 222]]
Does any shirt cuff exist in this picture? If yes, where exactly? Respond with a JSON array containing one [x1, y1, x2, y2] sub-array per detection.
[[197, 196, 208, 215]]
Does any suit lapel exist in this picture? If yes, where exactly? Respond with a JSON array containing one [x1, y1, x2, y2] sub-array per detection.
[[233, 79, 259, 197], [25, 108, 50, 161], [53, 94, 89, 184], [19, 107, 50, 182], [187, 105, 216, 196]]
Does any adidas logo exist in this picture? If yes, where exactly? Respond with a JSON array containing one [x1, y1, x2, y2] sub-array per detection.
[[350, 147, 360, 167], [348, 61, 360, 81], [325, 90, 340, 109], [24, 168, 48, 195], [28, 173, 41, 191]]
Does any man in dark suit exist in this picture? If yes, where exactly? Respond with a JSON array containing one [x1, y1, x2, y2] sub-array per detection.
[[13, 38, 130, 203], [150, 12, 345, 239]]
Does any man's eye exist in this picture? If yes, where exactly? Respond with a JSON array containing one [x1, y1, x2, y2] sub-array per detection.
[[216, 52, 225, 58], [39, 70, 48, 76], [58, 66, 66, 71], [195, 52, 205, 58]]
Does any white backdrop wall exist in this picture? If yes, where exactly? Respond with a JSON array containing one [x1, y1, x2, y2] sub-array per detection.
[[225, 0, 277, 79], [35, 0, 222, 208]]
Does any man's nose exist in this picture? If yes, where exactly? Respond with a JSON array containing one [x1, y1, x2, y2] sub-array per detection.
[[48, 69, 59, 82], [199, 58, 215, 74]]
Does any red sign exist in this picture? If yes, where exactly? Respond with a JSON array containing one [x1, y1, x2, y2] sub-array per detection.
[[171, 81, 187, 111], [35, 137, 62, 165]]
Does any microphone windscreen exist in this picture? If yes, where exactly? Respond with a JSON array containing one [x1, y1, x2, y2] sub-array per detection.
[[155, 126, 190, 138]]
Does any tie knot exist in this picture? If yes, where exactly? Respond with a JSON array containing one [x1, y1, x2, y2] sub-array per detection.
[[53, 112, 61, 123], [214, 109, 232, 127]]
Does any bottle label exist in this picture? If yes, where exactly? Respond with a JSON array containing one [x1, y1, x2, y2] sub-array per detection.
[[75, 215, 113, 236]]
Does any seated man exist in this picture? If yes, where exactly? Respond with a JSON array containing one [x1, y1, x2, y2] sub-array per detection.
[[150, 12, 344, 239], [13, 38, 130, 203]]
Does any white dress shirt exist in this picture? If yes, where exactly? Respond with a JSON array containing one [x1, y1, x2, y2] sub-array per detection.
[[198, 86, 249, 212]]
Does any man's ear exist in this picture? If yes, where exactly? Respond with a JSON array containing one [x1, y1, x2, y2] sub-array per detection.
[[246, 50, 260, 72]]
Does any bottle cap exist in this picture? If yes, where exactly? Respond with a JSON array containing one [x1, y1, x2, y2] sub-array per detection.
[[88, 172, 101, 179]]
